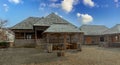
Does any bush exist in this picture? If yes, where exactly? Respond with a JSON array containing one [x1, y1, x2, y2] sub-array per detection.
[[0, 42, 9, 47]]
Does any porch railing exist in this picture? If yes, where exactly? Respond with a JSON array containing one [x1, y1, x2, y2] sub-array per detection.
[[14, 39, 35, 47]]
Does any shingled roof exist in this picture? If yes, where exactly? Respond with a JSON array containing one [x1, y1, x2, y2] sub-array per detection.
[[80, 25, 108, 35], [103, 24, 120, 34], [44, 23, 82, 33], [34, 13, 75, 27], [11, 13, 77, 30], [11, 17, 42, 29]]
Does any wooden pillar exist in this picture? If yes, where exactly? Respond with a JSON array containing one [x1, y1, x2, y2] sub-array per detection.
[[106, 35, 110, 47], [70, 34, 72, 43], [119, 34, 120, 42], [57, 33, 66, 57], [64, 33, 67, 50], [24, 32, 26, 39], [47, 34, 49, 43], [9, 42, 14, 47], [77, 33, 82, 51], [35, 30, 37, 45], [47, 33, 52, 53]]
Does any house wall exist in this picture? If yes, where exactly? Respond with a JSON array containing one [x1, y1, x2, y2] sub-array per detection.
[[104, 34, 120, 47], [84, 35, 102, 45], [45, 33, 83, 50]]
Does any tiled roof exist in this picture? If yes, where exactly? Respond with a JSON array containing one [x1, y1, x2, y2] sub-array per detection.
[[80, 25, 108, 35], [103, 24, 120, 34], [44, 23, 82, 33], [34, 13, 75, 27], [11, 13, 77, 30], [11, 17, 42, 29]]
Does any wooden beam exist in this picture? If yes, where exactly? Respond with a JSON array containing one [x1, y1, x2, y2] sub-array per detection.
[[70, 35, 71, 43], [119, 34, 120, 42], [35, 30, 37, 44], [47, 33, 53, 53], [77, 33, 82, 51], [24, 32, 26, 39], [64, 33, 67, 50], [46, 34, 49, 43]]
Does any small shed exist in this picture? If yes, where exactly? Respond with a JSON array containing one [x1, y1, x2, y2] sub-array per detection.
[[80, 25, 108, 45], [103, 24, 120, 47], [44, 23, 84, 52]]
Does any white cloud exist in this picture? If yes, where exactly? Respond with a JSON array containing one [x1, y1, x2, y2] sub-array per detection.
[[3, 4, 9, 12], [8, 0, 22, 4], [73, 0, 80, 5], [83, 0, 95, 7], [61, 0, 74, 13], [61, 0, 79, 13], [77, 13, 81, 17], [114, 0, 119, 2], [77, 13, 93, 24], [49, 3, 60, 8], [114, 0, 120, 8], [50, 0, 58, 2], [116, 3, 120, 8], [39, 3, 46, 10]]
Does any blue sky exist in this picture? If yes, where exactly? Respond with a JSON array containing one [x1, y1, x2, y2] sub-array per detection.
[[0, 0, 120, 28]]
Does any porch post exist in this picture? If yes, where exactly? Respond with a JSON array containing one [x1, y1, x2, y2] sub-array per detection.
[[77, 33, 82, 51], [119, 34, 120, 42], [47, 33, 52, 53], [35, 30, 37, 45], [24, 32, 26, 39], [46, 33, 49, 44], [106, 35, 110, 47], [70, 34, 72, 43], [64, 33, 67, 50]]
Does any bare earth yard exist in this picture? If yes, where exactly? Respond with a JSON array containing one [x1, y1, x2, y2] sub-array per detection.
[[0, 46, 120, 65]]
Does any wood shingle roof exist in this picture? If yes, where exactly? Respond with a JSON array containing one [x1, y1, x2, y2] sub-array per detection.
[[34, 13, 75, 27], [103, 24, 120, 34], [44, 23, 82, 33], [11, 13, 77, 30], [11, 17, 42, 29], [80, 25, 108, 35]]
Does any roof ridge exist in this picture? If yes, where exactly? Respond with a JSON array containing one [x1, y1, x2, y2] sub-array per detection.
[[34, 12, 77, 28]]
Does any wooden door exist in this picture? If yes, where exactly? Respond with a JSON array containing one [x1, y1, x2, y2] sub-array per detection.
[[86, 37, 92, 44]]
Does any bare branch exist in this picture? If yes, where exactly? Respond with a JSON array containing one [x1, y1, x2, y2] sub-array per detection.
[[0, 19, 8, 29]]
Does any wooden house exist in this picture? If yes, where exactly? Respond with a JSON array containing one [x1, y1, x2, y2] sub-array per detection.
[[11, 13, 83, 50], [80, 25, 108, 45], [103, 24, 120, 47]]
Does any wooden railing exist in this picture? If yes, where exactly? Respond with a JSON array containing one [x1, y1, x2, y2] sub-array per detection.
[[14, 39, 35, 46], [36, 39, 46, 45]]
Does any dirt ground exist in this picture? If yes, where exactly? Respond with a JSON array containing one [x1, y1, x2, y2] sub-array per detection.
[[0, 45, 120, 65]]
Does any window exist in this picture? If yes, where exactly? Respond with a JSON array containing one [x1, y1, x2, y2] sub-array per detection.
[[26, 34, 32, 39], [115, 36, 118, 40], [100, 37, 104, 42]]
